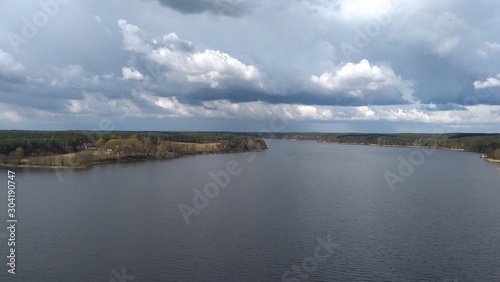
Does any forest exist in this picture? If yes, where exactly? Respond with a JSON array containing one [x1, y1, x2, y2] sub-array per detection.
[[0, 131, 267, 168], [1, 131, 499, 168], [258, 132, 500, 160]]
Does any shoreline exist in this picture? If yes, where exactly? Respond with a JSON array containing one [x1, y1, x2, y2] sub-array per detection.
[[484, 158, 500, 164], [293, 139, 500, 163], [315, 140, 474, 152], [1, 140, 498, 169], [0, 148, 266, 170]]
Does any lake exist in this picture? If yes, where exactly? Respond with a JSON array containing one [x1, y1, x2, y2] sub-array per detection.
[[1, 139, 500, 281]]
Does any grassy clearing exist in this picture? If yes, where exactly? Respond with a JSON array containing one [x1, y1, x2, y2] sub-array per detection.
[[171, 142, 220, 151]]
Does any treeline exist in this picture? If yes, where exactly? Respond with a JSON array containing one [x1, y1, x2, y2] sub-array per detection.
[[0, 131, 86, 156], [0, 131, 267, 167], [258, 132, 500, 160]]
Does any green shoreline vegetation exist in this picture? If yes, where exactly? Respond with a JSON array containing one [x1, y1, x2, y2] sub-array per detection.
[[0, 131, 267, 169], [258, 132, 500, 162], [1, 131, 499, 169]]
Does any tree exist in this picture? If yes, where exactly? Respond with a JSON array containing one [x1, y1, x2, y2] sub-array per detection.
[[123, 138, 143, 154], [0, 154, 7, 164], [95, 138, 106, 149], [15, 147, 24, 159], [105, 139, 124, 150], [142, 137, 153, 156]]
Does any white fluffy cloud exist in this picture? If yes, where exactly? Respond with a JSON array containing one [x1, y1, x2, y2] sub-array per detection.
[[3, 1, 500, 132], [297, 0, 400, 19], [122, 67, 144, 81], [83, 89, 500, 125], [118, 19, 263, 89], [473, 74, 500, 89], [311, 60, 395, 92], [149, 95, 337, 120], [310, 59, 412, 100]]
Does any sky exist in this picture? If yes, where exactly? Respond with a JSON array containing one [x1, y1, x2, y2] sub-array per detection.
[[0, 0, 500, 133]]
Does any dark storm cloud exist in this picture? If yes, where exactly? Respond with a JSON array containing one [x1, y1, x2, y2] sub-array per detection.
[[420, 103, 467, 112], [177, 86, 408, 107], [0, 72, 25, 84], [274, 89, 408, 107], [155, 0, 252, 17], [1, 0, 500, 131]]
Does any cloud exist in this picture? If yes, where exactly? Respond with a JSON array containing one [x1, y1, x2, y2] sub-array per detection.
[[0, 108, 23, 122], [118, 19, 150, 53], [420, 103, 467, 111], [474, 74, 500, 89], [310, 59, 413, 103], [122, 67, 144, 80], [0, 49, 25, 83], [116, 89, 488, 125], [331, 104, 499, 124], [178, 49, 262, 88], [44, 65, 103, 90], [154, 0, 252, 17], [67, 92, 141, 117], [97, 89, 338, 121], [297, 0, 400, 19], [339, 0, 400, 18], [311, 59, 398, 92], [2, 0, 500, 132], [3, 63, 131, 113], [477, 41, 500, 58], [118, 19, 263, 89], [132, 91, 344, 120], [92, 15, 102, 23], [160, 33, 195, 53], [407, 11, 468, 57]]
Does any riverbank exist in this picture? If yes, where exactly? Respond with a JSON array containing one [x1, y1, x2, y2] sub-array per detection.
[[484, 158, 500, 164], [0, 132, 268, 169], [322, 140, 500, 163], [0, 148, 267, 170], [260, 132, 500, 163]]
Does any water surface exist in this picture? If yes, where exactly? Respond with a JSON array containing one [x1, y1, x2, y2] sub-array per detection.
[[1, 140, 500, 281]]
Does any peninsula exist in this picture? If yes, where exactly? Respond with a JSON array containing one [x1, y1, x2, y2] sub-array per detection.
[[0, 131, 267, 169]]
